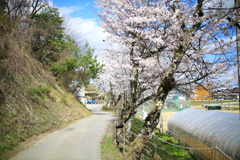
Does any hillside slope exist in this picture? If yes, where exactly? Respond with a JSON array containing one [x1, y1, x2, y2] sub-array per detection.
[[0, 59, 91, 159]]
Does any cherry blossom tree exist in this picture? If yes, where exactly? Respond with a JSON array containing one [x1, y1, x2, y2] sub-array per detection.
[[94, 45, 160, 150], [95, 0, 238, 159], [94, 47, 132, 107]]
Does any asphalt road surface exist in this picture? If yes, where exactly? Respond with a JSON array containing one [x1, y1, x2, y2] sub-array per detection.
[[10, 104, 114, 160]]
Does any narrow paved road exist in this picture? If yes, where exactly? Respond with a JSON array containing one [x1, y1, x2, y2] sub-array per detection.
[[10, 104, 114, 160]]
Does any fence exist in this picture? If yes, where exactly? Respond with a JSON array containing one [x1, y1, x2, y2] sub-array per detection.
[[123, 123, 232, 160]]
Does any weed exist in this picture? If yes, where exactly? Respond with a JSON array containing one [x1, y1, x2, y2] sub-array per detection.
[[101, 122, 123, 160], [29, 85, 51, 103], [61, 94, 67, 104], [30, 85, 51, 97]]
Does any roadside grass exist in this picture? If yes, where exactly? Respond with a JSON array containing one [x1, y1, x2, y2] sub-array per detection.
[[102, 104, 123, 111], [102, 105, 115, 112], [101, 117, 199, 160], [101, 122, 123, 160], [101, 100, 238, 159]]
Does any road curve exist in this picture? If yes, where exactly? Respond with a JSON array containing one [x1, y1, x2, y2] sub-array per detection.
[[10, 104, 114, 160]]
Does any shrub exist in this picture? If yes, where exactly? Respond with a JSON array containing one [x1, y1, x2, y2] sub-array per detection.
[[30, 85, 51, 97], [102, 105, 115, 111]]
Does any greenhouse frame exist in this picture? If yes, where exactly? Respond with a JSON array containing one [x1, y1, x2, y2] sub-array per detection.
[[168, 108, 240, 160]]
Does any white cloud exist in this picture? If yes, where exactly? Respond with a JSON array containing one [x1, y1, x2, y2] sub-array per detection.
[[58, 6, 83, 16], [85, 2, 91, 7], [52, 4, 109, 50], [66, 16, 109, 49]]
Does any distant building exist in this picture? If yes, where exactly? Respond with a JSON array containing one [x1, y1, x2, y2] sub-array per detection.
[[191, 85, 239, 101], [212, 86, 239, 100], [68, 80, 86, 105], [166, 90, 188, 101], [191, 86, 213, 100], [75, 86, 86, 105], [165, 90, 190, 110], [85, 84, 102, 101]]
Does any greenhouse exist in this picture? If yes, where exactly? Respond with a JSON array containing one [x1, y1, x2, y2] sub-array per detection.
[[167, 108, 240, 160]]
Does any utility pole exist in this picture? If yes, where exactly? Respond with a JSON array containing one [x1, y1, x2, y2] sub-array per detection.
[[235, 0, 240, 112]]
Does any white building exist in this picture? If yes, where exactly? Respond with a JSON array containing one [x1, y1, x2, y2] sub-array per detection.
[[68, 80, 87, 105]]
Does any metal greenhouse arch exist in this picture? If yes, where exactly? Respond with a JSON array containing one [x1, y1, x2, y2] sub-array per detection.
[[168, 108, 240, 160]]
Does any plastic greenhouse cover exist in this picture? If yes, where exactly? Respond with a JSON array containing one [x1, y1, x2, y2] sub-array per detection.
[[168, 108, 240, 159]]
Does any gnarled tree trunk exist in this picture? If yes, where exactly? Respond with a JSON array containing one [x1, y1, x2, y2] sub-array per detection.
[[123, 76, 175, 160], [115, 101, 137, 151]]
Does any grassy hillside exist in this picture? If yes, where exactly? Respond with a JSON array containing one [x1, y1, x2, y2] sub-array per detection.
[[0, 60, 91, 159]]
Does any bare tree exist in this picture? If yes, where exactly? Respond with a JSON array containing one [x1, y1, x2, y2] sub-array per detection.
[[5, 0, 47, 21]]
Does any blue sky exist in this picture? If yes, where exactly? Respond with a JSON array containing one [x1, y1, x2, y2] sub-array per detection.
[[50, 0, 108, 49], [49, 0, 235, 50], [50, 0, 237, 86], [52, 0, 99, 20]]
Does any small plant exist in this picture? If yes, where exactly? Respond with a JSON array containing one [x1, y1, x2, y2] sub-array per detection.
[[30, 85, 51, 97], [101, 123, 123, 160], [61, 94, 68, 104]]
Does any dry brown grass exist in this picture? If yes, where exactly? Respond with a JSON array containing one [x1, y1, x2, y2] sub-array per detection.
[[102, 105, 115, 111]]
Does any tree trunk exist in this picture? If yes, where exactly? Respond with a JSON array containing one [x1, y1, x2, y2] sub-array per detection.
[[123, 100, 164, 160], [124, 76, 175, 159], [123, 134, 150, 160], [116, 42, 141, 152], [115, 102, 137, 151]]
